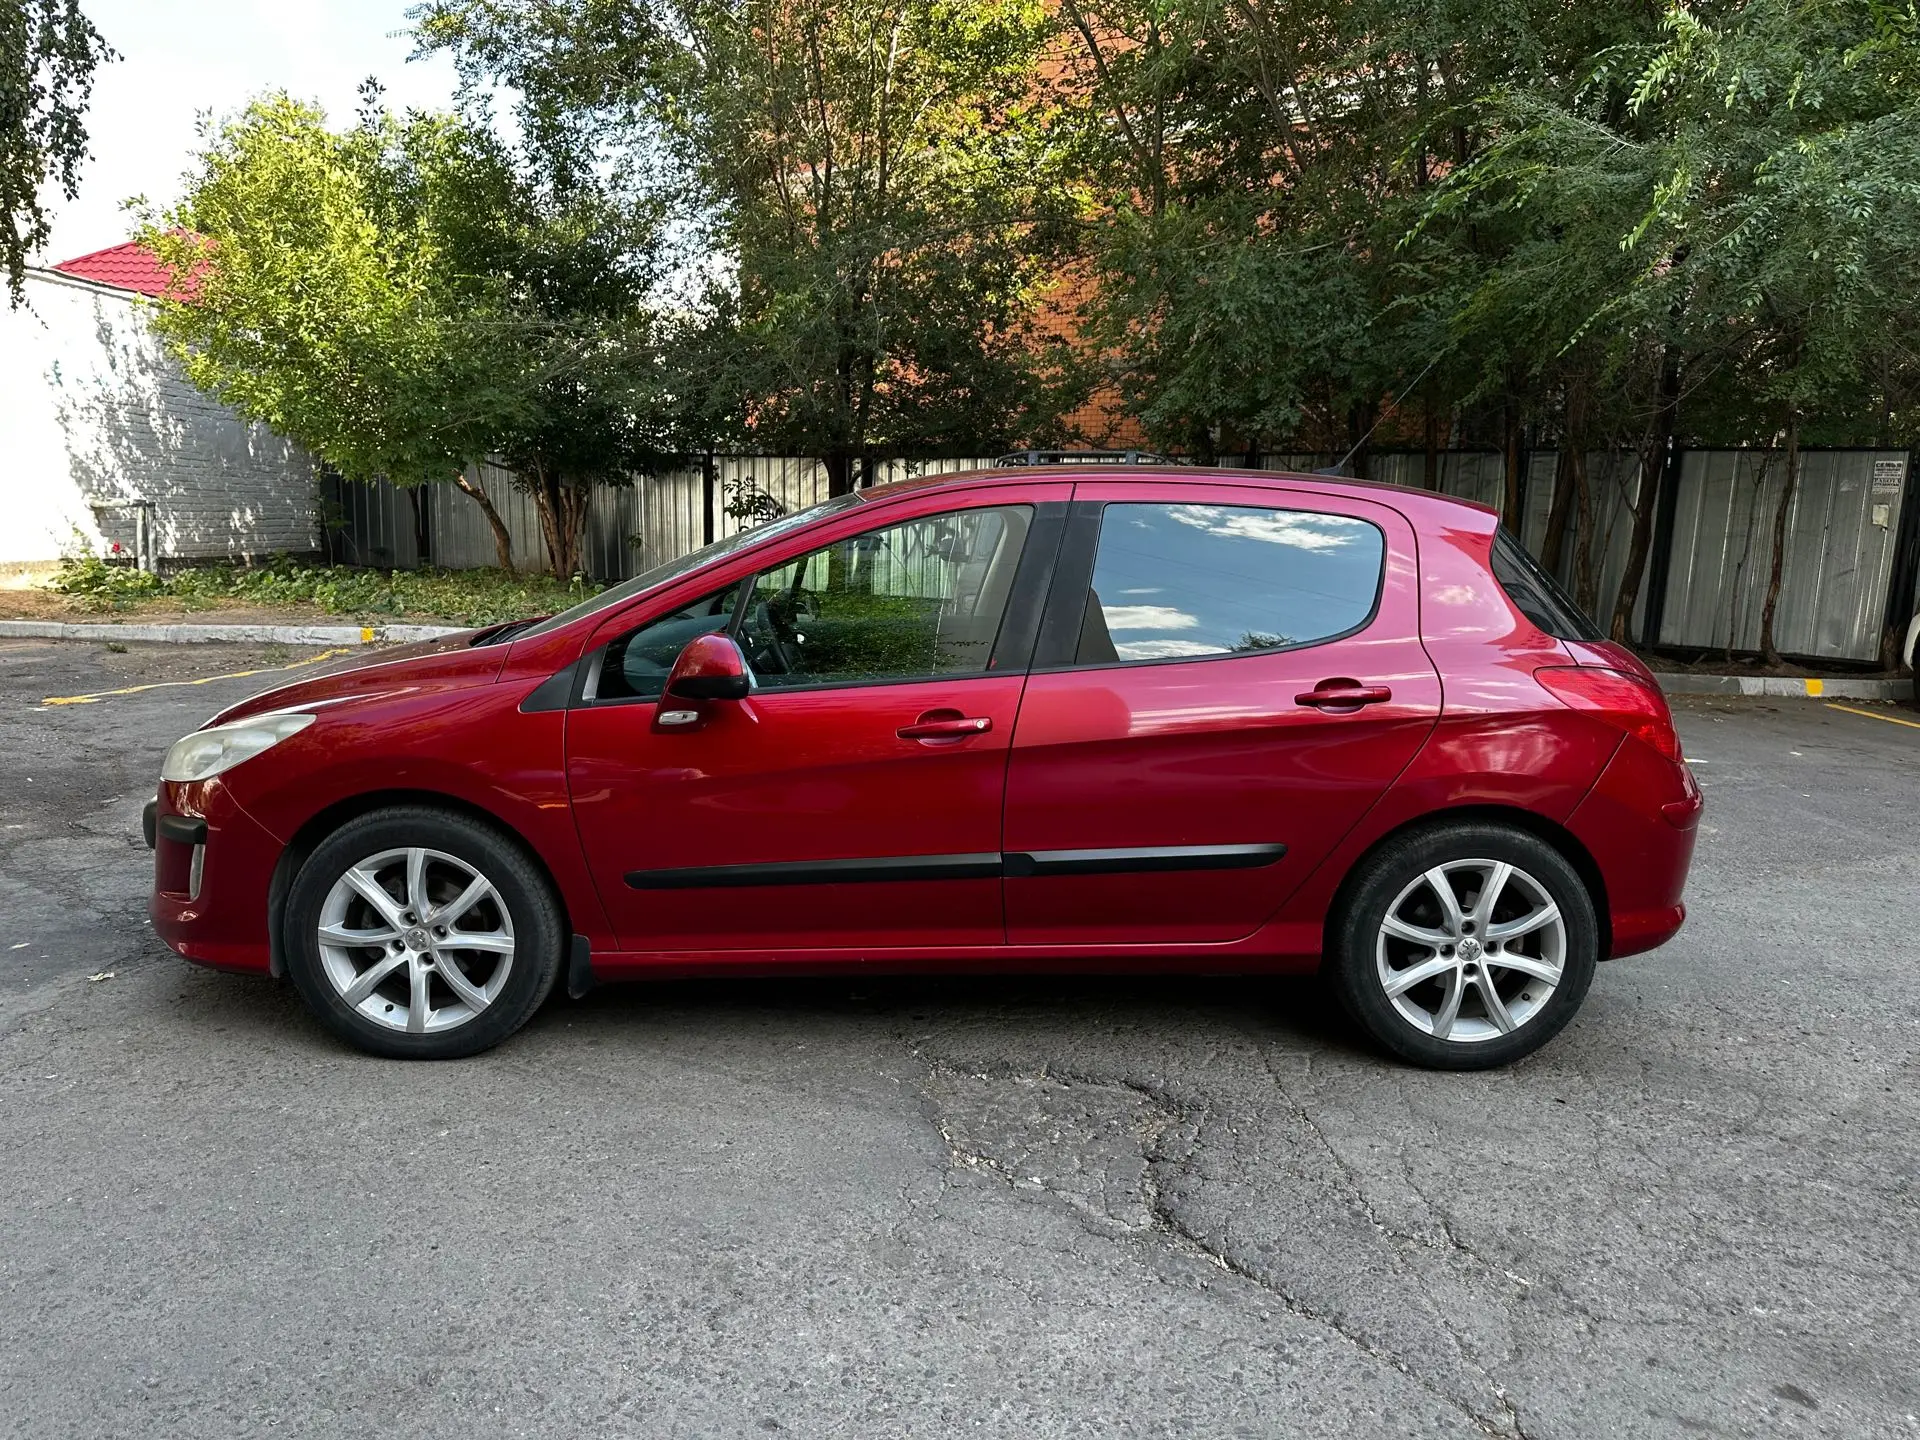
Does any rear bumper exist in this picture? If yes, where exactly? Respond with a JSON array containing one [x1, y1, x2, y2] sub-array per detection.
[[146, 780, 280, 974], [1567, 739, 1700, 959]]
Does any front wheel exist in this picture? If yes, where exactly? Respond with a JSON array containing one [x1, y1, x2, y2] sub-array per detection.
[[283, 806, 565, 1059], [1327, 822, 1599, 1070]]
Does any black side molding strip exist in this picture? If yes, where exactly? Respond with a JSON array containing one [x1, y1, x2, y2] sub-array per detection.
[[1003, 843, 1287, 877], [626, 853, 1003, 890], [625, 844, 1285, 890]]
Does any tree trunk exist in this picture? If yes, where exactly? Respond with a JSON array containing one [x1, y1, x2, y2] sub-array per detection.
[[1346, 401, 1376, 480], [453, 470, 514, 574], [1501, 399, 1524, 532], [1570, 446, 1597, 616], [1423, 408, 1439, 492], [1758, 418, 1800, 667], [1540, 448, 1577, 580], [1608, 347, 1682, 644], [1540, 373, 1589, 581], [824, 453, 856, 498], [526, 461, 592, 578]]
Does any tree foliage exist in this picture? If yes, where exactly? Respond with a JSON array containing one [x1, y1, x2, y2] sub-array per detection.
[[414, 0, 1088, 491], [1, 0, 114, 303], [141, 91, 671, 576]]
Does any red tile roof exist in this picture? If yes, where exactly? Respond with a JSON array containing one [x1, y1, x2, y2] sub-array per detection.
[[52, 238, 199, 299]]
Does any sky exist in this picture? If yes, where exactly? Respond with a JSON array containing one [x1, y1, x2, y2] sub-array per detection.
[[39, 0, 466, 264]]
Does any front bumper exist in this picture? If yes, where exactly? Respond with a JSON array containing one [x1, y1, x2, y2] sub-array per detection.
[[145, 782, 280, 974]]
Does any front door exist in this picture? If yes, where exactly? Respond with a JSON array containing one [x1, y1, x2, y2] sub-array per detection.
[[1002, 482, 1441, 946], [567, 487, 1065, 953]]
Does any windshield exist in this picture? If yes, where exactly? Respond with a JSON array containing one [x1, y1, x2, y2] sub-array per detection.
[[515, 491, 866, 641]]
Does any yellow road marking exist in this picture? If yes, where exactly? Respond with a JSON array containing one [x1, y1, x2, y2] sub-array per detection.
[[1805, 678, 1825, 697], [42, 647, 355, 706], [1825, 701, 1920, 731]]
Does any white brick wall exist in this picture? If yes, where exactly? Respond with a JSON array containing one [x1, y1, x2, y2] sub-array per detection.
[[0, 268, 318, 564]]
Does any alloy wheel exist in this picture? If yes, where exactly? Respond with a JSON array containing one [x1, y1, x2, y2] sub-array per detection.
[[315, 846, 516, 1035], [1375, 858, 1566, 1043]]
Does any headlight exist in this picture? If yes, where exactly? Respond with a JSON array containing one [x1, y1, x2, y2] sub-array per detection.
[[160, 713, 315, 783]]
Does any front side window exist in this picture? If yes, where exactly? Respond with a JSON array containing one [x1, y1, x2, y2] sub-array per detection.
[[1074, 503, 1385, 665], [738, 505, 1031, 688]]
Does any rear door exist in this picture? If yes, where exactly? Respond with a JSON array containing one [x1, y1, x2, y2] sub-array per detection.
[[1002, 481, 1441, 945]]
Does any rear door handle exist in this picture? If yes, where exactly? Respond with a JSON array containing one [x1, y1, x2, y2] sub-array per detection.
[[898, 713, 993, 741], [1295, 682, 1393, 710]]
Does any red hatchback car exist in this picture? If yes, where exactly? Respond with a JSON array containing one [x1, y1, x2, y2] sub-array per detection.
[[145, 467, 1699, 1068]]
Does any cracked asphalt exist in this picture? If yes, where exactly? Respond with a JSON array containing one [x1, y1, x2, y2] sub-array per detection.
[[1, 637, 1916, 1439]]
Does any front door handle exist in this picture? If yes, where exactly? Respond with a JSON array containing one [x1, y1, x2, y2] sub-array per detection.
[[1295, 681, 1393, 710], [898, 712, 993, 741]]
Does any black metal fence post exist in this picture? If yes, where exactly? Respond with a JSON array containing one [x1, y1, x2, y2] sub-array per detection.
[[1879, 450, 1920, 667], [701, 452, 716, 547], [1640, 440, 1687, 649]]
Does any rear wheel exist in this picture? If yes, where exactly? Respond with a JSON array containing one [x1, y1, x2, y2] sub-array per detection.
[[1328, 822, 1598, 1069], [283, 807, 565, 1059]]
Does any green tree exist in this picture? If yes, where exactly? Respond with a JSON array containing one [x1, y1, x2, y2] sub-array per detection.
[[1430, 0, 1920, 654], [1054, 0, 1653, 479], [415, 0, 1086, 492], [142, 91, 670, 577], [2, 0, 114, 303]]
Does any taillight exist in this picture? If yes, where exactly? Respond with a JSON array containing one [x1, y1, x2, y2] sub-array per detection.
[[1534, 666, 1682, 761]]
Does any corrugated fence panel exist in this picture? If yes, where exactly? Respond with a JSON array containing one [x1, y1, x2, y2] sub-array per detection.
[[1658, 450, 1907, 661], [327, 473, 419, 568], [632, 468, 708, 576], [326, 450, 1905, 660], [425, 464, 546, 572]]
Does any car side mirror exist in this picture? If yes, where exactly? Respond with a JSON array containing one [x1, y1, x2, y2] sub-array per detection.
[[656, 633, 750, 730]]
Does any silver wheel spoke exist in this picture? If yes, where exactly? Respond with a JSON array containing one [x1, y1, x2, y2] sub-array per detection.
[[1384, 954, 1456, 997], [441, 930, 514, 955], [406, 959, 431, 1034], [1488, 903, 1560, 943], [343, 866, 404, 926], [318, 923, 396, 949], [433, 876, 491, 927], [1383, 914, 1452, 948], [1476, 972, 1518, 1033], [1423, 867, 1466, 934], [1430, 968, 1464, 1040], [435, 955, 491, 1012], [1473, 861, 1513, 925], [1486, 951, 1561, 986], [405, 848, 430, 918], [341, 951, 408, 1006]]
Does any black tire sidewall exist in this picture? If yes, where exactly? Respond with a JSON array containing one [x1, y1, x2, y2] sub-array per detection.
[[1330, 822, 1598, 1070], [283, 807, 565, 1060]]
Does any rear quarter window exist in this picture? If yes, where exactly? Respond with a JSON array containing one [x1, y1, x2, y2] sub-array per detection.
[[1074, 502, 1386, 664], [1490, 531, 1602, 642]]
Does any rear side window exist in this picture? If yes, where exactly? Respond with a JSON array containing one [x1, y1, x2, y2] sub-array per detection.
[[1490, 531, 1602, 641], [1074, 503, 1386, 664]]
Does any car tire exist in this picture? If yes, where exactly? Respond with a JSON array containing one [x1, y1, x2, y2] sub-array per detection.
[[1327, 821, 1598, 1070], [282, 806, 566, 1060]]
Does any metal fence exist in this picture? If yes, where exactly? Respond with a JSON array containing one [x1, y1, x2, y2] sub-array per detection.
[[326, 446, 1916, 665]]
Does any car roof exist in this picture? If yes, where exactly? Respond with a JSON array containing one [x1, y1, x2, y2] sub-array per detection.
[[861, 465, 1503, 524]]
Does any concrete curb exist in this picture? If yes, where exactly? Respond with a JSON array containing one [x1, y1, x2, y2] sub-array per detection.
[[1653, 671, 1914, 701], [0, 619, 466, 646]]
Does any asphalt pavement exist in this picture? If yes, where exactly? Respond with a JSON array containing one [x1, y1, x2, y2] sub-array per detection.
[[0, 637, 1915, 1440]]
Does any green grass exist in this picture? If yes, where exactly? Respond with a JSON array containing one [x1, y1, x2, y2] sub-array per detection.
[[51, 555, 602, 627]]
